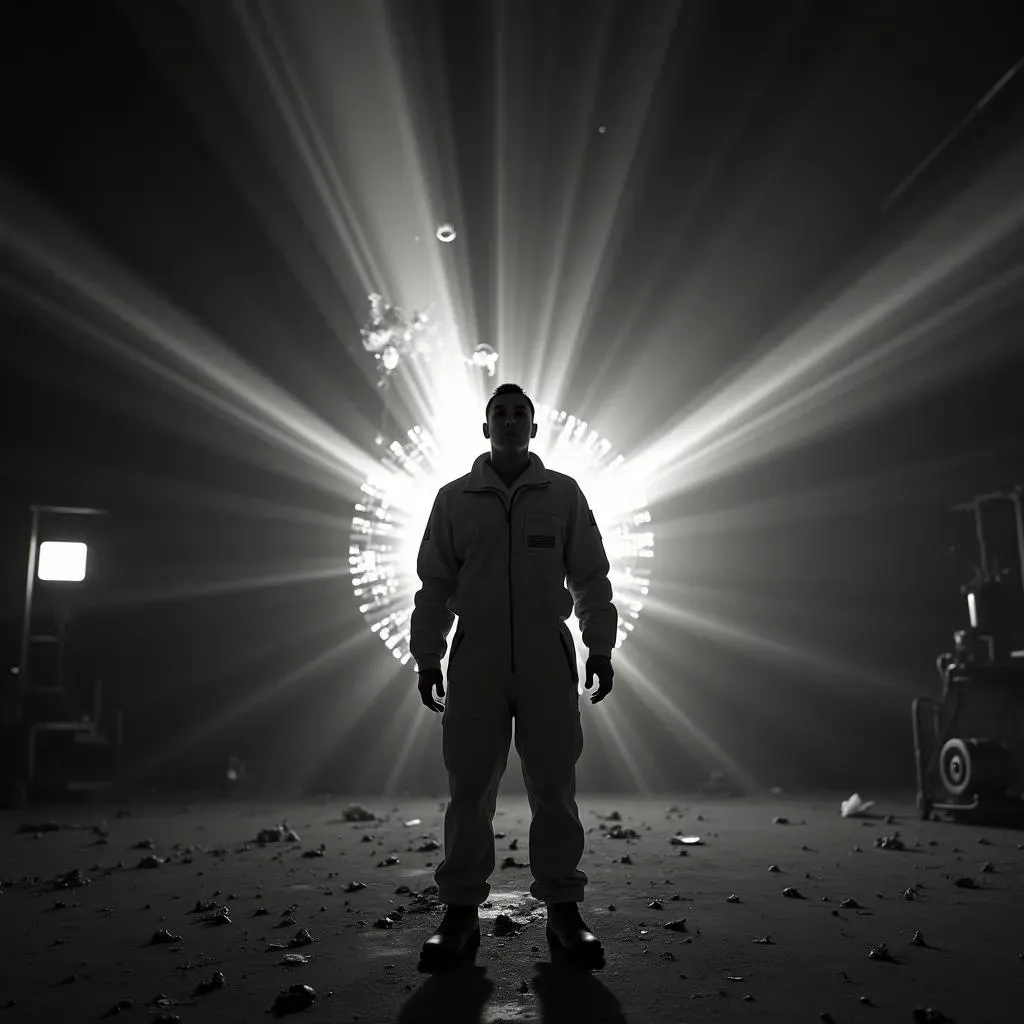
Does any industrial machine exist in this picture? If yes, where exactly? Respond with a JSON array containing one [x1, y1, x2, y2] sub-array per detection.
[[913, 486, 1024, 821]]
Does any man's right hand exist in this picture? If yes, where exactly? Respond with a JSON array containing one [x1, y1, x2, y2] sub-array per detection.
[[418, 668, 445, 713]]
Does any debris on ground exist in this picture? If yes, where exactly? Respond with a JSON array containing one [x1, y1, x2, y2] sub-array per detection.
[[266, 928, 315, 952], [605, 824, 641, 840], [840, 793, 875, 818], [256, 822, 301, 844], [912, 1007, 953, 1023], [270, 983, 317, 1016], [342, 805, 375, 822], [875, 833, 905, 851], [192, 970, 226, 996], [101, 997, 134, 1017]]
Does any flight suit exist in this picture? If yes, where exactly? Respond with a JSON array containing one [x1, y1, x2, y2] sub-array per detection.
[[410, 451, 618, 907]]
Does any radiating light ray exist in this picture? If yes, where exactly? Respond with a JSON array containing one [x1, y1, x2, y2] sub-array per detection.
[[655, 439, 1022, 540], [612, 645, 764, 796], [644, 259, 1024, 497], [652, 580, 904, 665], [383, 698, 431, 797], [535, 4, 808, 419], [641, 590, 902, 693], [101, 477, 357, 532], [882, 52, 1024, 210], [505, 2, 683, 410], [231, 0, 386, 296], [493, 1, 510, 362], [623, 144, 1024, 503], [1, 277, 362, 500], [238, 1, 477, 428], [587, 689, 655, 796], [124, 627, 375, 786], [95, 563, 351, 610], [371, 4, 477, 352], [0, 175, 384, 495], [225, 0, 475, 363], [528, 1, 617, 384]]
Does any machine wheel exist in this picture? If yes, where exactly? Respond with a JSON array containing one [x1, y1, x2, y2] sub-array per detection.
[[938, 737, 1012, 798]]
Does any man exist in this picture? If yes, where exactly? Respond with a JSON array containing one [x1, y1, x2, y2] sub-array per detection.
[[411, 382, 617, 970]]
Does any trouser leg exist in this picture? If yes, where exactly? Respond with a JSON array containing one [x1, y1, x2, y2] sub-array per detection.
[[515, 622, 589, 904], [433, 629, 513, 907]]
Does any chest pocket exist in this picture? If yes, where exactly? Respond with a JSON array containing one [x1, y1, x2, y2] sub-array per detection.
[[523, 512, 561, 555]]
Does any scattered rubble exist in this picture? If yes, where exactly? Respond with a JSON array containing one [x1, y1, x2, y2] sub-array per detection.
[[4, 794, 1021, 1022], [270, 983, 317, 1015]]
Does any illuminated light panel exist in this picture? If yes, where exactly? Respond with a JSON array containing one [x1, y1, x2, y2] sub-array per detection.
[[348, 404, 654, 670], [38, 541, 89, 582]]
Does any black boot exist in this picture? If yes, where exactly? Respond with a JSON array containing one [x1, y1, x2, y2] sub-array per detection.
[[546, 901, 605, 967], [419, 904, 481, 970]]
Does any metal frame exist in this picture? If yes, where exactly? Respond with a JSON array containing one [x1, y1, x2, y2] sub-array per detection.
[[952, 485, 1024, 588], [17, 505, 108, 696], [10, 505, 109, 800]]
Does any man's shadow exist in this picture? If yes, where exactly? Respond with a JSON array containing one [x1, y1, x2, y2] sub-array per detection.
[[397, 943, 627, 1024], [397, 966, 493, 1024], [530, 956, 628, 1024]]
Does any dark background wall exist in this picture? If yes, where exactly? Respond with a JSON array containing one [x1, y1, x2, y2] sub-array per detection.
[[1, 0, 1023, 796]]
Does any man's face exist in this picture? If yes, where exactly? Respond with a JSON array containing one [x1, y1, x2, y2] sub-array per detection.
[[485, 397, 534, 452]]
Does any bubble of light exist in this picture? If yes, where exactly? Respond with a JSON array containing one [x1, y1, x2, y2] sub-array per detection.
[[466, 343, 499, 377], [435, 223, 457, 243], [348, 405, 654, 672]]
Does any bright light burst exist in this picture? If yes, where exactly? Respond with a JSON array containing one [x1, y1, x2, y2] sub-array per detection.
[[348, 403, 654, 672]]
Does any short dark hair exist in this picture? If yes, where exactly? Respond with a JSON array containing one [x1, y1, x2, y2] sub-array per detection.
[[485, 382, 535, 420]]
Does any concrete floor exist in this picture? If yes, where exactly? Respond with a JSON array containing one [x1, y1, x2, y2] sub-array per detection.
[[0, 790, 1021, 1023]]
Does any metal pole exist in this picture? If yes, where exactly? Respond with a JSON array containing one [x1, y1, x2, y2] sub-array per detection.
[[973, 501, 989, 577], [1012, 491, 1024, 596], [17, 507, 40, 710]]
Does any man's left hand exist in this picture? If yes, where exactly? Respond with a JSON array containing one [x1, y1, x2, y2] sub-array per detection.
[[584, 655, 614, 704]]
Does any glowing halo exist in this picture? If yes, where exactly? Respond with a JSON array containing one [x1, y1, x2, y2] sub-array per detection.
[[348, 405, 654, 674], [435, 223, 457, 243]]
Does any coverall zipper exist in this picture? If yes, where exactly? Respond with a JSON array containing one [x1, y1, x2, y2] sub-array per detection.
[[506, 494, 515, 673], [495, 481, 547, 674], [495, 483, 544, 675]]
